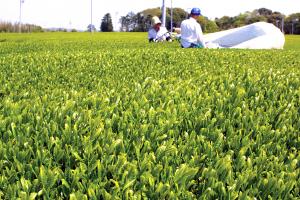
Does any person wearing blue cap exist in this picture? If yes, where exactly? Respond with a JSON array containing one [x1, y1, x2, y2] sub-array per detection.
[[180, 8, 206, 48]]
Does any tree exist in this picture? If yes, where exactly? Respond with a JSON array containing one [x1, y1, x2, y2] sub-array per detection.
[[118, 7, 299, 34], [284, 13, 300, 34], [119, 12, 136, 32], [137, 7, 162, 32], [197, 16, 219, 33], [216, 8, 285, 31], [215, 16, 235, 30], [166, 8, 187, 30], [258, 8, 272, 16], [141, 7, 188, 30], [267, 11, 285, 27], [244, 9, 267, 25], [0, 21, 43, 33], [132, 13, 152, 32], [119, 7, 188, 32], [232, 14, 248, 27], [205, 20, 219, 33], [245, 15, 267, 25], [87, 24, 96, 32], [100, 13, 113, 32]]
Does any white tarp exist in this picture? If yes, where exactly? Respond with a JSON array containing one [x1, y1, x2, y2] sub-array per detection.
[[204, 22, 285, 49]]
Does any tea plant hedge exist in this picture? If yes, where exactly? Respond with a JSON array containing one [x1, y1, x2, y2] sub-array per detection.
[[0, 33, 299, 199]]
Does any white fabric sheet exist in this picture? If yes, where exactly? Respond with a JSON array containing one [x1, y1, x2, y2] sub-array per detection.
[[203, 22, 285, 49]]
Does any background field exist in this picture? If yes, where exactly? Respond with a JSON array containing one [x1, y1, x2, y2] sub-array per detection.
[[1, 33, 300, 50], [284, 35, 300, 50], [0, 33, 299, 199]]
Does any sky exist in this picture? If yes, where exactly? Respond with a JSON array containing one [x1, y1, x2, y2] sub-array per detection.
[[0, 0, 299, 30]]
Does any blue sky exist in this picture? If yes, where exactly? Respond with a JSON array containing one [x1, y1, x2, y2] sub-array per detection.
[[0, 0, 299, 30]]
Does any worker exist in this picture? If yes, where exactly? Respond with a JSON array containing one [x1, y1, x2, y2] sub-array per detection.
[[180, 8, 206, 48], [148, 16, 172, 42]]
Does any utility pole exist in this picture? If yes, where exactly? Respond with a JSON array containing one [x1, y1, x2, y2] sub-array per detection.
[[90, 0, 93, 32], [281, 17, 284, 33], [114, 12, 119, 32], [276, 20, 279, 28], [292, 19, 299, 34], [161, 0, 166, 27], [170, 0, 173, 31], [19, 0, 24, 33], [69, 20, 72, 32], [186, 8, 192, 19]]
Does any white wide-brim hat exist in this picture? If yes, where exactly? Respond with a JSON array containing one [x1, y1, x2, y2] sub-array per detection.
[[152, 16, 162, 25]]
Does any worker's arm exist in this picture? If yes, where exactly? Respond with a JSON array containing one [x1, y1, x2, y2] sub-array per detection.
[[148, 29, 157, 42], [160, 27, 172, 42], [196, 24, 206, 48], [165, 32, 172, 42], [173, 27, 181, 34]]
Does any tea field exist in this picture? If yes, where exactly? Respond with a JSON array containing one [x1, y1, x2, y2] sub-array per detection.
[[0, 33, 299, 199]]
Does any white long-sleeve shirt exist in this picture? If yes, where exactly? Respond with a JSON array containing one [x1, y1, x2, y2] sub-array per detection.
[[148, 27, 170, 42], [180, 17, 206, 48]]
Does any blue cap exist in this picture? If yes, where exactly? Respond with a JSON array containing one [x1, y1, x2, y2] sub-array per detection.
[[191, 8, 201, 16]]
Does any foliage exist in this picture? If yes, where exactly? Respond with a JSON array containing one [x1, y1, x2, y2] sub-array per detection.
[[197, 16, 219, 33], [168, 8, 188, 29], [284, 13, 300, 34], [100, 13, 114, 32], [0, 32, 299, 199], [215, 9, 273, 30], [119, 7, 189, 32], [119, 12, 137, 32], [87, 24, 96, 32], [0, 21, 43, 33], [215, 8, 299, 34], [119, 7, 217, 33], [119, 7, 300, 34]]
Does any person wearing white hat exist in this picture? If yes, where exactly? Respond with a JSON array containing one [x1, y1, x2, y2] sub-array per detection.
[[148, 16, 172, 42]]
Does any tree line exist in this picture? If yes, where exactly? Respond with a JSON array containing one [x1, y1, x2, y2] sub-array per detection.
[[119, 7, 218, 33], [119, 7, 300, 34], [215, 8, 300, 34], [0, 21, 43, 33]]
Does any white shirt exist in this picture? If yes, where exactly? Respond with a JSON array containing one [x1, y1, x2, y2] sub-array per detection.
[[180, 17, 206, 48], [148, 27, 169, 42]]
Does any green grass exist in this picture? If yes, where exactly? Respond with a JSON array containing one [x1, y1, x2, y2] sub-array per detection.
[[1, 33, 299, 50], [284, 35, 300, 50], [0, 33, 299, 199]]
